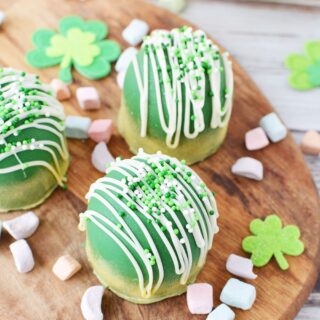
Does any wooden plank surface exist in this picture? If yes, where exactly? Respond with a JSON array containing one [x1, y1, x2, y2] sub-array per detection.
[[0, 0, 319, 319]]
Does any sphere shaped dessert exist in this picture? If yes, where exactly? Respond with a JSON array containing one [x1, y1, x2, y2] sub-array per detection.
[[118, 26, 234, 164], [80, 150, 219, 304], [0, 68, 69, 212]]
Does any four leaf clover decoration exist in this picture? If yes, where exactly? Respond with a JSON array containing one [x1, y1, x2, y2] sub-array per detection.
[[242, 214, 304, 270], [26, 16, 121, 83], [285, 41, 320, 90]]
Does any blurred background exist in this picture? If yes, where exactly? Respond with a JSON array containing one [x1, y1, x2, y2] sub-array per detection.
[[151, 1, 320, 319]]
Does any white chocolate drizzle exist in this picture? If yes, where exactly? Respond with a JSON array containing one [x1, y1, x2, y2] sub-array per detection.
[[0, 68, 68, 185], [80, 150, 219, 298], [130, 27, 234, 148]]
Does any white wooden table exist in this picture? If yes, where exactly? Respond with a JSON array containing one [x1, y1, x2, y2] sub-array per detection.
[[153, 0, 320, 318]]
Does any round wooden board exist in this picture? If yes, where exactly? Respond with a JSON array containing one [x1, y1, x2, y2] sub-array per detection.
[[0, 0, 319, 319]]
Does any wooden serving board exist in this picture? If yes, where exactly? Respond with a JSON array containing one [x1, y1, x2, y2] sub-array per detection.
[[0, 0, 319, 319]]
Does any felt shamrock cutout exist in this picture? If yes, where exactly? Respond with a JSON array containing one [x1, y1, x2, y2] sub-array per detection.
[[285, 41, 320, 90], [242, 214, 304, 270], [26, 16, 121, 83]]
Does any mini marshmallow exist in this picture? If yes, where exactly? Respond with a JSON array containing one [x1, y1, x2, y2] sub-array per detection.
[[88, 119, 113, 143], [187, 283, 213, 314], [50, 79, 71, 101], [122, 19, 149, 46], [220, 278, 256, 311], [206, 304, 235, 320], [76, 87, 101, 110], [52, 254, 82, 281], [260, 112, 287, 143], [231, 157, 263, 181], [4, 211, 39, 240], [0, 11, 5, 26], [91, 142, 115, 173], [115, 47, 138, 73], [10, 239, 35, 273], [65, 115, 92, 139], [158, 0, 187, 13], [245, 127, 269, 151], [81, 285, 105, 320], [300, 130, 320, 155], [117, 71, 126, 89], [226, 254, 257, 280]]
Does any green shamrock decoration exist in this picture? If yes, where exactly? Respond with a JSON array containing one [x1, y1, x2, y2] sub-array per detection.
[[26, 16, 121, 83], [285, 41, 320, 90], [242, 214, 304, 270]]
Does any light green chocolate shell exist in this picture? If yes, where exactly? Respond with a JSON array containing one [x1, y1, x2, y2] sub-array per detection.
[[80, 151, 219, 304], [118, 27, 234, 164], [0, 68, 69, 212]]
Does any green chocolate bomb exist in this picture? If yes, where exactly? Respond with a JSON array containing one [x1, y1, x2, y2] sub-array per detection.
[[80, 150, 219, 304], [118, 26, 234, 164], [0, 68, 69, 212]]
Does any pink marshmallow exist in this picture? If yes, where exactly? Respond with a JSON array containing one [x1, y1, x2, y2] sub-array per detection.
[[76, 87, 101, 110], [88, 119, 114, 143], [187, 283, 213, 314], [245, 127, 269, 151], [300, 130, 320, 155], [50, 79, 71, 101]]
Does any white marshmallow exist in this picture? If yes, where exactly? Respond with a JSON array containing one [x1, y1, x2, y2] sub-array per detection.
[[122, 19, 149, 46], [220, 278, 256, 310], [0, 220, 2, 238], [81, 285, 105, 320], [91, 142, 115, 173], [0, 11, 5, 26], [117, 71, 126, 89], [115, 47, 138, 73], [158, 0, 186, 13], [206, 304, 235, 320], [4, 211, 39, 240], [226, 254, 257, 280], [10, 239, 35, 273], [231, 157, 263, 181]]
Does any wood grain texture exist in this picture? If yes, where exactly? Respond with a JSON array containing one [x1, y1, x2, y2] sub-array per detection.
[[0, 0, 319, 319]]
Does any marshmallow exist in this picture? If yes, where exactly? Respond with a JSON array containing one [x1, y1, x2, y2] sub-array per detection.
[[65, 115, 92, 139], [115, 47, 138, 73], [10, 239, 35, 273], [300, 130, 320, 155], [226, 254, 257, 280], [50, 79, 71, 101], [91, 142, 115, 173], [187, 283, 213, 314], [158, 0, 187, 13], [0, 220, 2, 239], [76, 87, 101, 110], [81, 285, 105, 320], [260, 112, 287, 143], [0, 11, 5, 26], [117, 71, 126, 89], [206, 304, 235, 320], [52, 254, 82, 281], [231, 157, 263, 181], [220, 278, 256, 310], [88, 119, 113, 143], [122, 19, 149, 46], [3, 211, 39, 240], [245, 127, 269, 151]]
